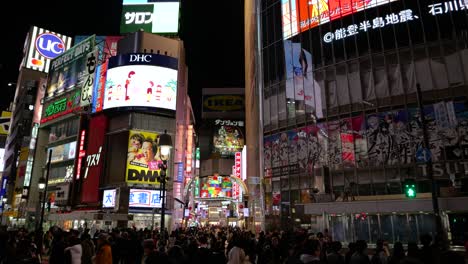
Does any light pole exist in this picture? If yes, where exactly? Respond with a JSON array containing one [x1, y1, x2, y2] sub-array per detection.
[[38, 149, 52, 233], [158, 130, 172, 246]]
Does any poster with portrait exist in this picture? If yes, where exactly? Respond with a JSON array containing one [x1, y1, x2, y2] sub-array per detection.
[[284, 40, 324, 118], [271, 134, 281, 169], [352, 116, 368, 167], [126, 130, 164, 185]]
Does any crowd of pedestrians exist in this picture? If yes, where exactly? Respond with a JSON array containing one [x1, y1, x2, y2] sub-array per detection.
[[0, 225, 466, 264]]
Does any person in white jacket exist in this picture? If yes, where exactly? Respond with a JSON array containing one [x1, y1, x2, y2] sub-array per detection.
[[64, 236, 83, 264]]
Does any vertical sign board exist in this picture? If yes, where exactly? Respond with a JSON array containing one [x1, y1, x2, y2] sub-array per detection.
[[80, 48, 98, 107], [81, 115, 108, 203]]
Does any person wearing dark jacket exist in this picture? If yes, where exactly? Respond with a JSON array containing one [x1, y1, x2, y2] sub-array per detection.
[[327, 241, 344, 264], [349, 240, 370, 264], [80, 233, 95, 264]]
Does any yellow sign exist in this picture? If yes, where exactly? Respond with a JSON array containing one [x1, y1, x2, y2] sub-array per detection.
[[126, 130, 164, 185], [0, 111, 11, 135], [203, 95, 244, 112]]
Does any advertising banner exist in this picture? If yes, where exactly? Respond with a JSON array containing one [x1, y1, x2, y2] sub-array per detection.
[[48, 141, 77, 164], [33, 79, 47, 124], [282, 0, 398, 39], [120, 2, 180, 34], [126, 130, 164, 185], [46, 35, 95, 100], [200, 175, 232, 198], [21, 26, 73, 73], [212, 119, 245, 158], [81, 115, 108, 203], [104, 53, 178, 111], [202, 95, 245, 112], [80, 48, 99, 107], [102, 188, 164, 208], [41, 89, 81, 123], [129, 188, 163, 208]]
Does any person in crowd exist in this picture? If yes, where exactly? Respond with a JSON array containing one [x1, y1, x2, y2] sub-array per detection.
[[401, 242, 422, 264], [227, 236, 251, 264], [371, 239, 389, 264], [80, 233, 95, 264], [349, 240, 370, 264], [94, 233, 112, 264], [299, 239, 324, 264], [345, 242, 356, 264], [388, 242, 405, 264], [64, 235, 82, 264], [327, 241, 344, 264], [48, 229, 66, 264]]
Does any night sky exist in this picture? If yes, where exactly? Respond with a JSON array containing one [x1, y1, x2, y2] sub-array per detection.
[[0, 0, 245, 121]]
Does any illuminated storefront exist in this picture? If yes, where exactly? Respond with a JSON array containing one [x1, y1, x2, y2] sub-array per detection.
[[261, 0, 468, 244]]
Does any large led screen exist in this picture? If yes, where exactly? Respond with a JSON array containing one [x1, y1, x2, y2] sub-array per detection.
[[200, 176, 233, 198], [282, 0, 398, 39], [104, 65, 177, 111]]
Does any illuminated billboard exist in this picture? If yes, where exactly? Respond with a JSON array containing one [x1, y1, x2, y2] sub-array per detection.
[[200, 175, 233, 198], [102, 188, 163, 208], [282, 0, 398, 39], [104, 53, 178, 111], [126, 130, 167, 185], [213, 119, 245, 158], [48, 141, 77, 164], [120, 2, 180, 34], [46, 35, 95, 100], [20, 26, 73, 73]]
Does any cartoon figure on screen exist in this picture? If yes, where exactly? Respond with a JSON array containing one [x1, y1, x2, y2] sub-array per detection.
[[116, 84, 123, 101], [125, 71, 135, 101], [107, 85, 113, 102], [147, 81, 154, 103], [128, 133, 144, 162]]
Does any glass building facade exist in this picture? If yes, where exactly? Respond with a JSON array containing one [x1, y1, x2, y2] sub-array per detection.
[[260, 0, 468, 244]]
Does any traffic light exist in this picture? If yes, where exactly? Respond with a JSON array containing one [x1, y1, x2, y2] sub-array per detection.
[[403, 179, 417, 198]]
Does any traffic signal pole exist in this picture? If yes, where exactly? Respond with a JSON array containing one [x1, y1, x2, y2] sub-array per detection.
[[416, 84, 446, 246]]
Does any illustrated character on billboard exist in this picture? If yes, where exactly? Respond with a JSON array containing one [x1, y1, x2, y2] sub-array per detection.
[[147, 81, 154, 103], [125, 71, 135, 101], [127, 133, 144, 162]]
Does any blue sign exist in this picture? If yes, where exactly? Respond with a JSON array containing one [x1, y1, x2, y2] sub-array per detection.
[[36, 33, 65, 59], [176, 163, 184, 182], [416, 147, 432, 163]]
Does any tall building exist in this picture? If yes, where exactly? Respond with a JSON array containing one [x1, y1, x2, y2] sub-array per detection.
[[195, 88, 246, 226], [258, 0, 468, 244], [26, 31, 193, 231], [2, 26, 72, 227]]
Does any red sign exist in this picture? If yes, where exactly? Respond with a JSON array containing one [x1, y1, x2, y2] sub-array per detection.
[[235, 152, 241, 179], [81, 115, 108, 203], [76, 130, 86, 180]]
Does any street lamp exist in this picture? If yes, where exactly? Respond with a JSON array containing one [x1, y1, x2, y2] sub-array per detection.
[[38, 149, 52, 232], [158, 130, 172, 246]]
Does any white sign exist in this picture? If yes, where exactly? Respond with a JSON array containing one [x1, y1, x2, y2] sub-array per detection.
[[103, 189, 116, 208], [129, 189, 163, 208], [323, 9, 419, 43], [215, 120, 244, 127], [104, 65, 177, 111], [80, 48, 98, 107], [428, 0, 468, 15], [102, 188, 164, 209], [0, 148, 4, 172]]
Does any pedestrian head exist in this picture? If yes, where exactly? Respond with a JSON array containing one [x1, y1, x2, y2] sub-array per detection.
[[355, 240, 367, 254], [143, 238, 155, 256]]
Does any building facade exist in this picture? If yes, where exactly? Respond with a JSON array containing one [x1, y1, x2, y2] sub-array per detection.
[[260, 0, 468, 245]]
